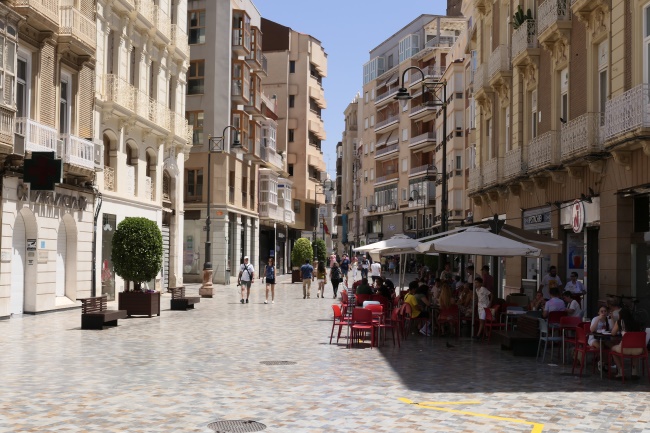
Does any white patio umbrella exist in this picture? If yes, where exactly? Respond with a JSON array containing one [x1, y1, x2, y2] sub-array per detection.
[[415, 227, 541, 337], [415, 227, 541, 257], [354, 235, 423, 292]]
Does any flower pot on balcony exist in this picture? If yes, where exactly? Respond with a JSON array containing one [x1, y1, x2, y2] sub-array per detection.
[[118, 291, 161, 317]]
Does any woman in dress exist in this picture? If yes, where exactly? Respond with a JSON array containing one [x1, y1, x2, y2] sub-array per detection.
[[264, 257, 276, 304], [316, 261, 327, 298]]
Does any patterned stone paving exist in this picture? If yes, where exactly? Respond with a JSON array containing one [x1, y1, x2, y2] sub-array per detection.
[[1, 275, 649, 432]]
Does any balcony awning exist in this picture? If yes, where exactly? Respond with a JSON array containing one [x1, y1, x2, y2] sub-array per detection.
[[378, 73, 395, 88], [376, 131, 396, 146], [386, 74, 399, 86]]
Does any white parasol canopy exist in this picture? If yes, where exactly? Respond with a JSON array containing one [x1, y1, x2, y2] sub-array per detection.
[[415, 227, 541, 257], [353, 234, 421, 255]]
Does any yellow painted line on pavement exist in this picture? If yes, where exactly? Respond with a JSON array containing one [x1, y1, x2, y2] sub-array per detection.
[[399, 398, 544, 433]]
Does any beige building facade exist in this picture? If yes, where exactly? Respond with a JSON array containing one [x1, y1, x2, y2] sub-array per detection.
[[358, 14, 466, 246], [95, 0, 190, 298], [467, 0, 650, 313], [261, 18, 327, 262], [1, 0, 99, 316]]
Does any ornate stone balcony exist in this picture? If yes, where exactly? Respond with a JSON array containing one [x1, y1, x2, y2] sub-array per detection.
[[512, 20, 538, 65], [14, 0, 59, 33], [488, 45, 511, 84], [170, 24, 190, 59], [0, 107, 15, 151], [537, 0, 571, 48], [59, 3, 96, 54], [604, 84, 650, 146], [561, 112, 604, 161], [474, 63, 490, 98], [59, 133, 94, 170], [528, 130, 560, 172], [503, 147, 524, 180], [468, 167, 482, 193], [482, 157, 498, 187]]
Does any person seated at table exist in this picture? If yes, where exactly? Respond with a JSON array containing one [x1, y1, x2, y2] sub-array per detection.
[[565, 272, 585, 294], [356, 278, 372, 295], [563, 291, 582, 318], [457, 283, 473, 318], [404, 283, 424, 319], [529, 290, 546, 312], [543, 287, 566, 318], [372, 276, 384, 293], [438, 283, 455, 310], [415, 284, 432, 311], [377, 278, 396, 300], [588, 306, 613, 350], [610, 308, 643, 378], [607, 298, 623, 323]]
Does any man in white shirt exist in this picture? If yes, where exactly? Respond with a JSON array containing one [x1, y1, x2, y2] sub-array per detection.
[[237, 256, 255, 304], [541, 266, 563, 299], [564, 272, 585, 294], [370, 260, 382, 284]]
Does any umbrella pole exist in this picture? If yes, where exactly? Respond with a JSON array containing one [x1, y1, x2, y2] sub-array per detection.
[[471, 254, 476, 338]]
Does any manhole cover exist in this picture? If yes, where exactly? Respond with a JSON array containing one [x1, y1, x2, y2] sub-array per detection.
[[259, 361, 296, 365], [207, 420, 267, 432]]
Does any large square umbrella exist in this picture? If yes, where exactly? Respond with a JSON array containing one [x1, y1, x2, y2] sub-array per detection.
[[415, 227, 541, 257]]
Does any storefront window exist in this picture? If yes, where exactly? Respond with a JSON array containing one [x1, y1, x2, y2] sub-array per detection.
[[566, 232, 584, 281], [101, 214, 116, 300]]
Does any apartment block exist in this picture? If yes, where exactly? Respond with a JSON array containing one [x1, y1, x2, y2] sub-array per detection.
[[183, 0, 283, 285], [358, 14, 466, 245], [1, 0, 99, 316], [338, 96, 361, 255], [261, 18, 328, 259], [468, 0, 650, 312]]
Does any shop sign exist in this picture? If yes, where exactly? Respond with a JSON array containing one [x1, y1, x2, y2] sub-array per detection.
[[571, 200, 585, 233], [388, 224, 396, 231], [22, 187, 89, 211], [523, 207, 551, 231]]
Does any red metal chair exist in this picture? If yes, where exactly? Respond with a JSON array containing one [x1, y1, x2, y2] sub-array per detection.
[[329, 304, 350, 345], [608, 332, 650, 383], [483, 306, 506, 342], [348, 308, 375, 349], [571, 326, 601, 377], [437, 305, 460, 337], [560, 316, 583, 363]]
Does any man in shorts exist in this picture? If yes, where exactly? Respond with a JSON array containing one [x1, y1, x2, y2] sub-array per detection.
[[237, 256, 255, 304], [340, 254, 350, 282]]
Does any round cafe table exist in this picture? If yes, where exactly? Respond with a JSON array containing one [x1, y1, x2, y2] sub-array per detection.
[[590, 331, 622, 378]]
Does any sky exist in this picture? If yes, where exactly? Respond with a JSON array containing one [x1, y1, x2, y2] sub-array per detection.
[[253, 0, 448, 179]]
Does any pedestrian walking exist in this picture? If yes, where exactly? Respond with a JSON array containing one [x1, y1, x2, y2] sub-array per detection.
[[330, 261, 342, 299], [264, 257, 276, 304], [301, 259, 314, 299], [360, 255, 369, 279], [316, 261, 327, 298], [340, 254, 350, 283], [237, 256, 255, 304]]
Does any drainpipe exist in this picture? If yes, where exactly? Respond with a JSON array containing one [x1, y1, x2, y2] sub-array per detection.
[[91, 188, 102, 297]]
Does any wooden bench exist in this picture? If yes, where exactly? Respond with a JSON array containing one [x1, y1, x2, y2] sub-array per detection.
[[78, 295, 128, 330], [169, 286, 200, 310], [494, 314, 540, 357]]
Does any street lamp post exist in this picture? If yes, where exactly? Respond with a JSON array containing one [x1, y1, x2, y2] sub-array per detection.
[[199, 126, 242, 298], [396, 67, 448, 272]]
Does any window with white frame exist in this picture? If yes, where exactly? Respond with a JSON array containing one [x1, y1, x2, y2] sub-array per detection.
[[370, 141, 374, 152], [371, 88, 375, 100], [370, 115, 374, 127], [402, 128, 408, 141], [598, 40, 608, 126], [560, 68, 569, 122], [364, 142, 368, 155], [402, 188, 407, 201], [0, 23, 17, 109], [486, 118, 493, 159], [16, 55, 28, 118], [364, 170, 368, 182], [402, 158, 407, 172], [364, 117, 368, 129], [60, 72, 72, 134], [456, 155, 462, 170], [370, 168, 374, 181], [364, 91, 368, 103]]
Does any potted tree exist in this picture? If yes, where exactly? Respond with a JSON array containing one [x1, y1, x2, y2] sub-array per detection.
[[113, 217, 163, 317], [313, 238, 326, 265], [291, 238, 313, 283]]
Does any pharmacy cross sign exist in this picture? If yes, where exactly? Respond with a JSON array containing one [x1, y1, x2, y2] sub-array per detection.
[[23, 152, 62, 191]]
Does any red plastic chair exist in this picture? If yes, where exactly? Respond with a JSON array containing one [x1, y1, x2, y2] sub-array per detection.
[[547, 310, 568, 337], [559, 316, 583, 363], [348, 308, 375, 349], [329, 304, 350, 345], [437, 305, 460, 337], [571, 326, 601, 377], [608, 332, 650, 383], [365, 304, 384, 324], [377, 307, 401, 347], [483, 306, 506, 342], [340, 290, 349, 313], [355, 293, 371, 306]]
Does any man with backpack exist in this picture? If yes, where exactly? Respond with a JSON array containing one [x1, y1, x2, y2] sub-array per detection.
[[237, 256, 255, 304]]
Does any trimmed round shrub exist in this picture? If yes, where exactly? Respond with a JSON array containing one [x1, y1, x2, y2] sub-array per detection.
[[112, 217, 163, 291], [291, 237, 313, 268]]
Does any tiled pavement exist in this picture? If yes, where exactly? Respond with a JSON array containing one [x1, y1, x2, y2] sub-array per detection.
[[1, 275, 649, 433]]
